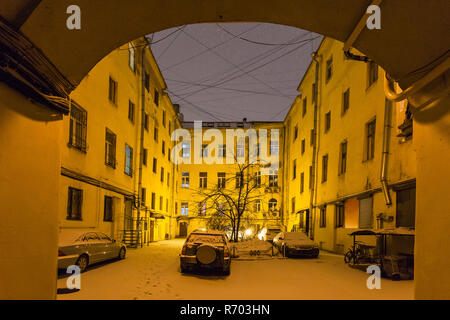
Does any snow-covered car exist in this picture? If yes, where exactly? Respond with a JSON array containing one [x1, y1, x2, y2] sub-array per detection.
[[180, 230, 231, 275], [58, 230, 126, 272], [273, 232, 319, 258], [263, 227, 283, 243]]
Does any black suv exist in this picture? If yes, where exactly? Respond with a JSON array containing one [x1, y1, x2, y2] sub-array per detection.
[[180, 230, 231, 275]]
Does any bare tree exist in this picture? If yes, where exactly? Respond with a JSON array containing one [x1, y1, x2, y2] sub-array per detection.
[[194, 160, 271, 242]]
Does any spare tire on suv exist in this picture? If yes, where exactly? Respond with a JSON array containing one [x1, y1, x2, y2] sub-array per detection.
[[196, 245, 217, 265]]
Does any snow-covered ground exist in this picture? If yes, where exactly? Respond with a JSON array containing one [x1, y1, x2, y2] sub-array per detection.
[[57, 239, 413, 300]]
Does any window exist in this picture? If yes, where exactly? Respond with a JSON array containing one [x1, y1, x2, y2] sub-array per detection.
[[322, 154, 328, 183], [201, 144, 208, 158], [67, 187, 83, 220], [198, 202, 206, 216], [166, 198, 169, 212], [218, 172, 226, 188], [365, 119, 376, 161], [300, 172, 304, 193], [291, 197, 296, 213], [181, 202, 189, 216], [152, 158, 157, 173], [128, 43, 135, 71], [144, 113, 149, 131], [254, 171, 261, 187], [270, 140, 279, 155], [293, 125, 298, 141], [181, 172, 189, 188], [309, 166, 313, 190], [143, 148, 148, 166], [124, 144, 133, 176], [108, 77, 117, 104], [302, 98, 307, 117], [396, 186, 416, 228], [359, 196, 373, 228], [162, 140, 165, 155], [269, 170, 278, 187], [151, 193, 156, 210], [68, 103, 87, 152], [235, 172, 243, 188], [154, 89, 159, 106], [144, 72, 149, 92], [218, 144, 226, 158], [326, 56, 333, 82], [339, 141, 347, 175], [301, 139, 305, 154], [159, 196, 163, 210], [128, 100, 135, 123], [182, 143, 190, 158], [199, 172, 207, 188], [167, 173, 170, 187], [255, 200, 261, 212], [310, 129, 315, 146], [268, 199, 277, 212], [319, 206, 327, 228], [236, 143, 245, 158], [342, 89, 350, 114], [160, 167, 164, 182], [292, 159, 297, 180], [335, 203, 345, 228], [325, 111, 331, 132], [153, 126, 158, 141], [103, 196, 113, 222], [168, 148, 171, 161], [162, 110, 166, 127], [367, 61, 378, 87], [105, 128, 116, 168]]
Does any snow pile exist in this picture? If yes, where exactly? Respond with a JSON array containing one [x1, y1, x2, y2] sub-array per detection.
[[232, 239, 273, 251]]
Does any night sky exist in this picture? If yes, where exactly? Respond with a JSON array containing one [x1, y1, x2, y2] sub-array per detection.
[[150, 23, 322, 122]]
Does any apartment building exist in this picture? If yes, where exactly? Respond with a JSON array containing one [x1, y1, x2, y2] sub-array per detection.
[[174, 121, 284, 237], [60, 37, 181, 245], [283, 38, 416, 253]]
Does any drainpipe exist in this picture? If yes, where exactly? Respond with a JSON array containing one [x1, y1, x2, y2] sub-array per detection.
[[137, 39, 149, 246], [380, 97, 392, 205], [309, 52, 320, 239]]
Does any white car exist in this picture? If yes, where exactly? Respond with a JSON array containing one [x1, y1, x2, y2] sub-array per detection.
[[58, 230, 126, 272]]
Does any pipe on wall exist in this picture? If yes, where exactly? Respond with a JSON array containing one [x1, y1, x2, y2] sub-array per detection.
[[380, 97, 392, 206]]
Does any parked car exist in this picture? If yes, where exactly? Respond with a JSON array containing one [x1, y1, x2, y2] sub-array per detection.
[[180, 230, 231, 275], [273, 232, 319, 258], [58, 230, 126, 272], [263, 227, 283, 243]]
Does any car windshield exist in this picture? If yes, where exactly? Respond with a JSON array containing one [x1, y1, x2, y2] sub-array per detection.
[[285, 233, 309, 240], [188, 234, 225, 244]]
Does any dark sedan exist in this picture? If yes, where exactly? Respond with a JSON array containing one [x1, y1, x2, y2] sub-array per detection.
[[273, 232, 319, 258]]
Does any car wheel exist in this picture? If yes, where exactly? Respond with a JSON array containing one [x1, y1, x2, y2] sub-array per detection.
[[223, 265, 230, 276], [118, 247, 126, 259], [76, 254, 89, 273], [344, 251, 354, 264]]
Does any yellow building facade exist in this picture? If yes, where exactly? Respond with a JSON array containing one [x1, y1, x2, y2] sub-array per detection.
[[283, 38, 416, 253], [174, 121, 284, 237], [60, 38, 181, 245]]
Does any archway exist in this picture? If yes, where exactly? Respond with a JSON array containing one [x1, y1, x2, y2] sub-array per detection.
[[0, 0, 449, 300]]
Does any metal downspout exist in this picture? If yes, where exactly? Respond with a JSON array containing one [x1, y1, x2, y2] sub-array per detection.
[[309, 52, 320, 239], [380, 97, 392, 205], [137, 40, 148, 246]]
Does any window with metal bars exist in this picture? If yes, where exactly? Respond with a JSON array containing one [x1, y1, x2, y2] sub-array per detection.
[[68, 103, 87, 152]]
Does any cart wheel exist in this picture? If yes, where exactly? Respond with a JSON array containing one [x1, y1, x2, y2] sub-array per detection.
[[344, 251, 354, 264]]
